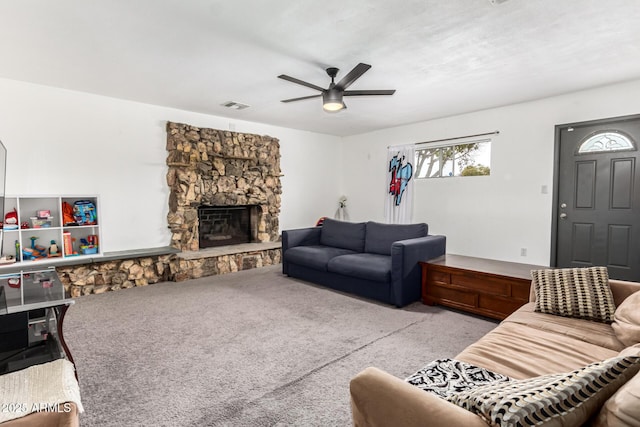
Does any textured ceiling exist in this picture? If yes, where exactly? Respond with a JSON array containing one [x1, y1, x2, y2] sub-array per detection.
[[0, 0, 639, 136]]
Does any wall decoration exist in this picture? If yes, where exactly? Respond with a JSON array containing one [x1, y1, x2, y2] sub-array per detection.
[[334, 195, 349, 221], [385, 145, 415, 224]]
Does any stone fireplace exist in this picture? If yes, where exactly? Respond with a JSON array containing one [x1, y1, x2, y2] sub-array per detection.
[[166, 122, 281, 252]]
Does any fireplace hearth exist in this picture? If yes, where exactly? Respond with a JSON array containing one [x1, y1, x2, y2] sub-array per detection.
[[198, 205, 258, 248]]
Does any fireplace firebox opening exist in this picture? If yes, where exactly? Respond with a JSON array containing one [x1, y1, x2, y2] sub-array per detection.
[[197, 205, 259, 249]]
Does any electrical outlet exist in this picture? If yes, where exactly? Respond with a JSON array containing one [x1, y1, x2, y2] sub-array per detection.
[[520, 248, 527, 257]]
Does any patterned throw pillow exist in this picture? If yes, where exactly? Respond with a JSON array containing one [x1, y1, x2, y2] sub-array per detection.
[[405, 358, 510, 399], [447, 356, 640, 427], [531, 266, 616, 323]]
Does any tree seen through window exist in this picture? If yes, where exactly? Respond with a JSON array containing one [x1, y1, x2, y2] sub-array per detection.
[[415, 140, 491, 178]]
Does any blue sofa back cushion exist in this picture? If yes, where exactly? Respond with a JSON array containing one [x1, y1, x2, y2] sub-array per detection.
[[319, 218, 367, 252], [365, 221, 429, 255]]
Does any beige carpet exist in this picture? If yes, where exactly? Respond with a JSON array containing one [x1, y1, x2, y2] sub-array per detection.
[[64, 265, 497, 426]]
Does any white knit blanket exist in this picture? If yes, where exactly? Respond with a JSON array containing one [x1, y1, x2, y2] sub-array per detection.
[[0, 359, 84, 423]]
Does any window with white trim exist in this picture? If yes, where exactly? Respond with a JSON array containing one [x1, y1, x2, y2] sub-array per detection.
[[415, 137, 491, 178]]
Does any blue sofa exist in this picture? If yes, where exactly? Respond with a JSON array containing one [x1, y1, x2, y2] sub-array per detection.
[[282, 219, 446, 307]]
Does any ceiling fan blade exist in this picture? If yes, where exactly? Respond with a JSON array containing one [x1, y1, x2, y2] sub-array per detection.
[[281, 94, 322, 103], [277, 74, 325, 92], [335, 63, 371, 90], [344, 89, 396, 96]]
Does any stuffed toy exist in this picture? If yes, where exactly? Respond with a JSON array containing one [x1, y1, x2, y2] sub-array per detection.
[[4, 208, 18, 229]]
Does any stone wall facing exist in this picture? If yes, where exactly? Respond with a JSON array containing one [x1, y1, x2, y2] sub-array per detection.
[[173, 247, 281, 282], [58, 246, 282, 296], [166, 122, 282, 251], [57, 254, 176, 297]]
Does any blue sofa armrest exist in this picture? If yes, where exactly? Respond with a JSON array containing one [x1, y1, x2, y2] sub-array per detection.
[[281, 227, 322, 274], [390, 235, 446, 307]]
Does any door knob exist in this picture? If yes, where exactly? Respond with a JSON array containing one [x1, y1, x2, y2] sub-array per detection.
[[560, 213, 567, 219]]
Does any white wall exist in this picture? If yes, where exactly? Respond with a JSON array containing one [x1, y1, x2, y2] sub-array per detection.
[[4, 76, 639, 262], [341, 78, 640, 266], [0, 78, 342, 252]]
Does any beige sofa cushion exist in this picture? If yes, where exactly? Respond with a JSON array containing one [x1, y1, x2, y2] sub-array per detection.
[[620, 344, 640, 358], [594, 372, 640, 427], [594, 346, 640, 427], [531, 266, 616, 323], [612, 290, 640, 347], [507, 303, 625, 351], [448, 356, 640, 427], [456, 320, 619, 379]]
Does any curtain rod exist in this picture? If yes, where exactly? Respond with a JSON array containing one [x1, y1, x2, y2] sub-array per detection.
[[387, 131, 499, 149], [415, 130, 499, 146]]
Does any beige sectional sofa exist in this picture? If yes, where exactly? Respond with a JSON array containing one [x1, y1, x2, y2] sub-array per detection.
[[350, 278, 640, 426]]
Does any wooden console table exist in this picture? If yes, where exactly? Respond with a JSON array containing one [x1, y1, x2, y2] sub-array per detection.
[[420, 255, 545, 320]]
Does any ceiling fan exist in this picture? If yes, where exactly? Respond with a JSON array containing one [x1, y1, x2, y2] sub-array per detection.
[[278, 63, 395, 112]]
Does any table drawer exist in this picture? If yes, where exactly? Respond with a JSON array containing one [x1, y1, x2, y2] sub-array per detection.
[[427, 284, 477, 308], [451, 272, 510, 296], [427, 269, 451, 284]]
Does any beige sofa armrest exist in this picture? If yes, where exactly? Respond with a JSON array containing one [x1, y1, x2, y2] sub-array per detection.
[[350, 367, 487, 427], [609, 279, 640, 306], [0, 403, 79, 427]]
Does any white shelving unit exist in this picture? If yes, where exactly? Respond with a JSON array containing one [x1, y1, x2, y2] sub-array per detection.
[[1, 195, 101, 268]]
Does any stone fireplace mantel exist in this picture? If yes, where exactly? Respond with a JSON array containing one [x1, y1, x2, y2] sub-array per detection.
[[166, 122, 282, 252]]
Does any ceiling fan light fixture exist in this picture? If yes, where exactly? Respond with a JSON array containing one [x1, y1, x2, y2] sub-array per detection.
[[279, 63, 393, 112], [322, 89, 344, 112]]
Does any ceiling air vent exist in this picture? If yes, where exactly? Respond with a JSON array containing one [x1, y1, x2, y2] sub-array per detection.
[[221, 101, 250, 110]]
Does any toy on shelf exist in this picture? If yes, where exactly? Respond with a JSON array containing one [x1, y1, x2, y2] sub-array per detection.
[[31, 209, 53, 228], [4, 208, 18, 230], [73, 200, 97, 225], [62, 232, 80, 256], [22, 237, 48, 261], [0, 256, 15, 265], [48, 239, 61, 257], [62, 232, 72, 256], [30, 217, 53, 228], [62, 202, 75, 226], [20, 221, 30, 229], [79, 238, 98, 255], [7, 277, 20, 289]]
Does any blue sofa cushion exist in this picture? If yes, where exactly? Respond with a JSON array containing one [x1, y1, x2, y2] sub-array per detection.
[[319, 218, 367, 252], [285, 245, 356, 271], [365, 222, 428, 255], [327, 253, 392, 283]]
